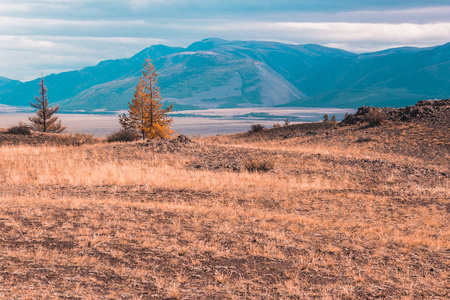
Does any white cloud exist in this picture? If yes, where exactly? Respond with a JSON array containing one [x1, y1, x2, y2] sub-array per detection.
[[271, 6, 450, 23], [265, 22, 450, 44], [157, 20, 450, 48], [0, 3, 30, 13], [0, 1, 80, 15], [0, 16, 148, 31], [0, 2, 449, 81], [0, 35, 167, 81], [129, 0, 166, 8], [340, 6, 450, 23], [1, 19, 449, 80]]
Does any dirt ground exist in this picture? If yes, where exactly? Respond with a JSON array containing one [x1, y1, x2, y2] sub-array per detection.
[[0, 102, 448, 299]]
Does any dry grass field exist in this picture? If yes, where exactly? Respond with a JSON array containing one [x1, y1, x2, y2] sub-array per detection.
[[0, 104, 449, 299]]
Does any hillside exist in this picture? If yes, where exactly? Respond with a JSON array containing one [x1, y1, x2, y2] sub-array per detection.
[[0, 39, 449, 111], [0, 100, 448, 298], [0, 76, 21, 90]]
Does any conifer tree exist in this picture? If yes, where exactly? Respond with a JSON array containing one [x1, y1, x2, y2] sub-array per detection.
[[29, 76, 66, 133], [119, 59, 173, 139]]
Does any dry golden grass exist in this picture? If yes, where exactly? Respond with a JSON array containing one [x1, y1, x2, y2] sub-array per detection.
[[0, 120, 448, 299]]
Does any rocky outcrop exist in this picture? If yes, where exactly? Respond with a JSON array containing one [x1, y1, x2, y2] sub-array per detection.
[[342, 99, 450, 125]]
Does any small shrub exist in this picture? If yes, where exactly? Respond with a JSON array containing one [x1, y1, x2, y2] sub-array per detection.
[[107, 129, 140, 142], [323, 114, 329, 122], [273, 123, 281, 128], [244, 158, 275, 173], [366, 109, 386, 127], [306, 131, 317, 136], [330, 115, 337, 122], [355, 137, 374, 143], [250, 124, 265, 133], [283, 118, 291, 127], [7, 123, 31, 135]]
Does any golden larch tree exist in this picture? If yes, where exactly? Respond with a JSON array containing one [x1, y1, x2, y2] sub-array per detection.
[[120, 59, 173, 139]]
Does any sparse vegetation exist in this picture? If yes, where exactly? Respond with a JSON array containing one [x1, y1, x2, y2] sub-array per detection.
[[107, 129, 140, 142], [273, 123, 281, 128], [250, 123, 265, 132], [244, 157, 275, 172], [330, 114, 336, 122], [6, 123, 31, 135], [63, 133, 98, 146], [0, 100, 448, 298], [366, 108, 387, 127], [323, 114, 329, 122], [0, 130, 100, 146], [283, 118, 291, 127]]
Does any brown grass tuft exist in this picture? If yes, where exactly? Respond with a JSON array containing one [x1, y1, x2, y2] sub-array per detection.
[[6, 123, 31, 135], [244, 157, 275, 172], [366, 108, 387, 126], [106, 129, 140, 142]]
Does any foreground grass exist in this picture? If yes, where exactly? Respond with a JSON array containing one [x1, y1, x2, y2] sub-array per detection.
[[0, 122, 449, 299]]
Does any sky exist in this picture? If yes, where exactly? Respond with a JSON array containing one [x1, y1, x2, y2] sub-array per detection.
[[0, 0, 449, 81]]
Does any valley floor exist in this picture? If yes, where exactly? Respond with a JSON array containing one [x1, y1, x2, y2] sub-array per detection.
[[0, 118, 448, 299], [0, 106, 355, 138]]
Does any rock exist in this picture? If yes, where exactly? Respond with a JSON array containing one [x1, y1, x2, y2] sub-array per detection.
[[177, 135, 191, 143], [341, 99, 449, 125]]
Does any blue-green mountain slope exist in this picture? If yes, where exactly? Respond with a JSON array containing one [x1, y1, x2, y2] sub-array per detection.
[[0, 39, 448, 111]]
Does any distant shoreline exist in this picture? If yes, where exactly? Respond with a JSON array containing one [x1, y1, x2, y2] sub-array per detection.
[[0, 107, 356, 137]]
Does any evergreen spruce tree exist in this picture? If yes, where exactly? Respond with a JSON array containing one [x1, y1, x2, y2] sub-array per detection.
[[119, 59, 173, 139], [29, 76, 66, 133]]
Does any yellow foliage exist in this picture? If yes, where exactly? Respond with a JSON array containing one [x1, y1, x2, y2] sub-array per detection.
[[119, 59, 173, 139]]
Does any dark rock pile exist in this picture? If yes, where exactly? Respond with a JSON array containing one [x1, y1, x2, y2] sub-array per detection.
[[176, 134, 191, 143], [138, 134, 195, 152], [342, 99, 450, 125]]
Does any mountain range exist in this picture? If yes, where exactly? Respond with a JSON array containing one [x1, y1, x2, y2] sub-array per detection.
[[0, 38, 449, 112]]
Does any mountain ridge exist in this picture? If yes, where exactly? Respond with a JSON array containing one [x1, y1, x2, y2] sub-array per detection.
[[0, 39, 449, 111]]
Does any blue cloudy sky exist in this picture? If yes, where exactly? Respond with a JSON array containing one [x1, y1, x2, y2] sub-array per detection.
[[1, 0, 449, 81]]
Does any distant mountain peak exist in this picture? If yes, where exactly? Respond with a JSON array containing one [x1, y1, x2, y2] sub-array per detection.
[[186, 38, 230, 52], [201, 37, 227, 43], [0, 76, 22, 89], [0, 39, 449, 111]]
